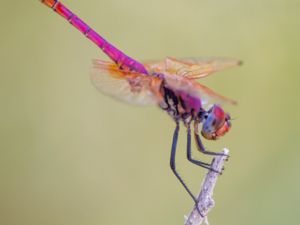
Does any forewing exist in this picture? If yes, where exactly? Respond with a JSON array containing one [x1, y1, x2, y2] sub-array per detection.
[[169, 57, 242, 78], [91, 60, 162, 106], [145, 57, 242, 79]]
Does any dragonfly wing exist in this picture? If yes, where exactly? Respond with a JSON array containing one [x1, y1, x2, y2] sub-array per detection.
[[167, 57, 242, 79], [91, 60, 162, 106], [143, 60, 166, 74], [144, 57, 242, 79], [163, 73, 237, 106]]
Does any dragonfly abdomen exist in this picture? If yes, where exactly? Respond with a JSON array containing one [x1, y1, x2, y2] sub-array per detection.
[[41, 0, 148, 74]]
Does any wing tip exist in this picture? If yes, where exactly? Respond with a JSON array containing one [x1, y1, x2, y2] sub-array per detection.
[[231, 99, 238, 105]]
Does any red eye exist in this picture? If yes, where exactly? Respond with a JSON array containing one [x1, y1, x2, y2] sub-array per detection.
[[201, 105, 231, 140], [216, 120, 231, 137], [212, 105, 225, 122]]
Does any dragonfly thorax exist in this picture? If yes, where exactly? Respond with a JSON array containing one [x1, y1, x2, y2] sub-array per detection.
[[160, 85, 203, 120]]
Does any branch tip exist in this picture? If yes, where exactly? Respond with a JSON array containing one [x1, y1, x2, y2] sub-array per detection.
[[184, 148, 229, 225]]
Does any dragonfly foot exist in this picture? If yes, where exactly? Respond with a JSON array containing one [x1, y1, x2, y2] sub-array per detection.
[[224, 154, 230, 161], [195, 201, 205, 218], [215, 152, 230, 158], [209, 167, 223, 175]]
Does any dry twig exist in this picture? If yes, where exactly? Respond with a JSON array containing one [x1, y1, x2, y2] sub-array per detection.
[[184, 148, 229, 225]]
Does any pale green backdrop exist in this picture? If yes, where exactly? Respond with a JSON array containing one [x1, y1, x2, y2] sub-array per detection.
[[1, 0, 300, 225]]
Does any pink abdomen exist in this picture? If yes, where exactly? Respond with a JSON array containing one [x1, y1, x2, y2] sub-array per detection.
[[40, 0, 148, 74]]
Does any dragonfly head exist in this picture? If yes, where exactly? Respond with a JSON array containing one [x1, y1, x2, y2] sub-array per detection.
[[201, 105, 231, 140]]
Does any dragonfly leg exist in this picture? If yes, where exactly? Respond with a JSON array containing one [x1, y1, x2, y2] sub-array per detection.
[[186, 125, 222, 175], [195, 133, 229, 158], [194, 122, 229, 158], [170, 121, 204, 217]]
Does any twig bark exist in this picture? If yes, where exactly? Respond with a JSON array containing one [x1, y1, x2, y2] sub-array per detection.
[[184, 148, 229, 225]]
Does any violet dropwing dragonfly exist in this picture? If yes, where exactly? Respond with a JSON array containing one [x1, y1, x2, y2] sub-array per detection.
[[40, 0, 241, 216]]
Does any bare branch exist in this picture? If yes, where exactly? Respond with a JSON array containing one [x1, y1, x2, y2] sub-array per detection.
[[184, 148, 229, 225]]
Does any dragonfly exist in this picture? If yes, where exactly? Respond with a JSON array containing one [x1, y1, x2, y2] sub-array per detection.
[[41, 0, 241, 216]]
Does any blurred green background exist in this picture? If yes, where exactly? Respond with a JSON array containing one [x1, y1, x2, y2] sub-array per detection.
[[1, 0, 299, 225]]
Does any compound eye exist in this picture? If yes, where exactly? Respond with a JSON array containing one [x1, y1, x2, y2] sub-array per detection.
[[201, 105, 226, 140], [215, 120, 231, 137], [212, 118, 217, 126]]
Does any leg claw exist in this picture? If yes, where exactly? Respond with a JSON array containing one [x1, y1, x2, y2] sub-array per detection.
[[209, 167, 223, 175], [224, 154, 230, 161], [195, 203, 204, 217]]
